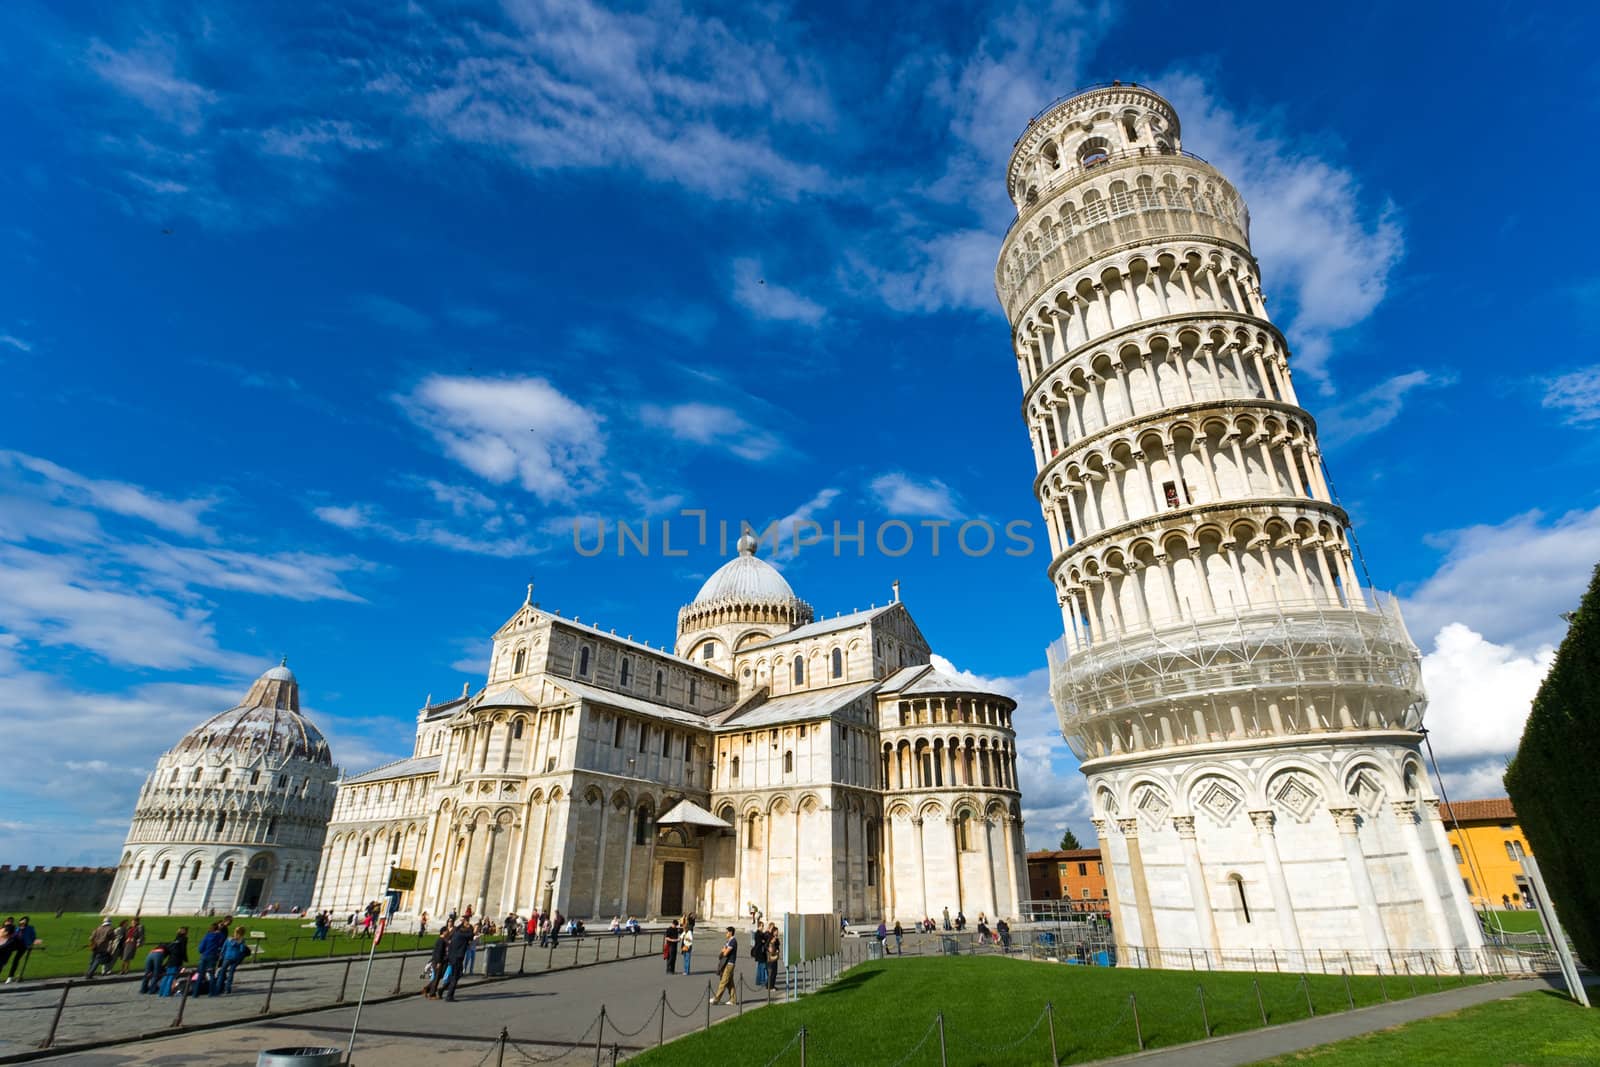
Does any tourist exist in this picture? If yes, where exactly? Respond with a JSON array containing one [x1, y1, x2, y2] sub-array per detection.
[[141, 927, 188, 994], [197, 922, 226, 994], [422, 930, 450, 999], [875, 919, 887, 952], [86, 918, 117, 979], [709, 927, 738, 1005], [765, 923, 781, 990], [219, 928, 250, 994], [680, 926, 694, 975], [892, 920, 904, 955], [996, 918, 1012, 952], [685, 912, 696, 933], [955, 910, 966, 931], [942, 907, 951, 931], [663, 919, 681, 973], [3, 916, 36, 982], [550, 912, 564, 948], [976, 916, 990, 944], [609, 916, 622, 936], [625, 916, 641, 934], [119, 917, 144, 974], [751, 922, 769, 988], [443, 922, 472, 1001]]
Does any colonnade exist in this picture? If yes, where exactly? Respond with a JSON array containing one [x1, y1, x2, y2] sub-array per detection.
[[881, 735, 1018, 792]]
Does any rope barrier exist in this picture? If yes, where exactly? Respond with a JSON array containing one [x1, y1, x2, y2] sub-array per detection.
[[946, 1003, 1051, 1055], [878, 1017, 941, 1067], [754, 1028, 803, 1067]]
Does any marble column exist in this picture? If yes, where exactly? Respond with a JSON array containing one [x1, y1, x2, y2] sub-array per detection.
[[1249, 810, 1305, 967], [1329, 807, 1390, 960], [1423, 799, 1485, 951], [1394, 800, 1456, 963], [1174, 815, 1221, 958], [1119, 817, 1161, 960]]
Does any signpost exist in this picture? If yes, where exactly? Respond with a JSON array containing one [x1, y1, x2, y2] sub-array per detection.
[[346, 866, 417, 1062]]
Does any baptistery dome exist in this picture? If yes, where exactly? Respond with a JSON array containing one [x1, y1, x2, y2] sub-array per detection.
[[105, 661, 339, 916]]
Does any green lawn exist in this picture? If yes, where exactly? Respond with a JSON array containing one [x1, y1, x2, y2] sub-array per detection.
[[2, 911, 448, 980], [1480, 908, 1546, 936], [627, 955, 1485, 1066], [1249, 990, 1600, 1065]]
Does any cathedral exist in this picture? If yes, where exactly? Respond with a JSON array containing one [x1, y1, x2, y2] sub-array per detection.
[[312, 535, 1028, 924]]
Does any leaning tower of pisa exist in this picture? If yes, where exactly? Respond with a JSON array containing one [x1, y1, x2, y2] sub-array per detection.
[[996, 83, 1484, 971]]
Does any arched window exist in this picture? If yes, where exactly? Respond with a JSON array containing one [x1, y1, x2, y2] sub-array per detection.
[[191, 860, 202, 881], [689, 679, 698, 704], [701, 641, 717, 661], [159, 860, 170, 880], [513, 720, 524, 740], [635, 805, 652, 846], [746, 812, 761, 849], [223, 860, 234, 881], [793, 655, 805, 686], [731, 756, 741, 781], [655, 670, 665, 697], [578, 646, 591, 676], [513, 648, 526, 674], [831, 648, 843, 678], [250, 770, 260, 785], [266, 816, 277, 838], [783, 750, 794, 774], [620, 658, 631, 687], [135, 860, 146, 880], [216, 811, 227, 835], [956, 811, 973, 851], [1230, 874, 1252, 923], [192, 767, 203, 783], [360, 837, 371, 857], [219, 768, 229, 784]]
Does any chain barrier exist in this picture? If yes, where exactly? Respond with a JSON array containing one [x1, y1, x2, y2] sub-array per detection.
[[945, 1003, 1051, 1055], [664, 985, 704, 1018], [506, 1036, 584, 1065], [753, 1028, 803, 1067], [879, 1017, 941, 1067], [604, 998, 661, 1039]]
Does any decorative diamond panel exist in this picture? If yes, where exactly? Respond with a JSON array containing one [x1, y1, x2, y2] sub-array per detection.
[[1135, 786, 1170, 826], [1196, 780, 1241, 824], [1350, 771, 1383, 813], [1273, 775, 1317, 820]]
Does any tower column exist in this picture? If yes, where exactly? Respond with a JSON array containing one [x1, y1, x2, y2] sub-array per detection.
[[1393, 800, 1456, 962], [1330, 807, 1390, 958], [1174, 816, 1221, 958], [1119, 817, 1161, 960]]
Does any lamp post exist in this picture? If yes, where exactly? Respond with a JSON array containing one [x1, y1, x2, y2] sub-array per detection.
[[543, 865, 558, 918]]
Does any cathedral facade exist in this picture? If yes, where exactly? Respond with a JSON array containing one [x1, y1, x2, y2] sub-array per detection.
[[313, 536, 1027, 925]]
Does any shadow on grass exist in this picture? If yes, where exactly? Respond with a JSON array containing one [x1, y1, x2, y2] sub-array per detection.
[[816, 970, 882, 996]]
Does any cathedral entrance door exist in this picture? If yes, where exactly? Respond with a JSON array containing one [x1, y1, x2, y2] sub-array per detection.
[[660, 861, 685, 917], [241, 878, 264, 910]]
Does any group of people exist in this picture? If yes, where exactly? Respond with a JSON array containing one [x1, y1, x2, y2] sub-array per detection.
[[0, 916, 38, 982], [420, 916, 490, 1002], [136, 919, 253, 996], [84, 917, 143, 978]]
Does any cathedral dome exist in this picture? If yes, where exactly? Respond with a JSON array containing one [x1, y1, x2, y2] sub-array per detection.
[[170, 661, 333, 766], [692, 533, 798, 605]]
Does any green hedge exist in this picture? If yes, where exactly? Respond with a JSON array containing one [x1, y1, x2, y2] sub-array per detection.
[[1504, 561, 1600, 966]]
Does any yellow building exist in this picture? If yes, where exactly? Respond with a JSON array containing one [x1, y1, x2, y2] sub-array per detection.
[[1441, 798, 1534, 911]]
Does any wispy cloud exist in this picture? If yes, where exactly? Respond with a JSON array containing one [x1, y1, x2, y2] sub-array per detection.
[[0, 333, 32, 353], [87, 34, 216, 133], [731, 258, 825, 324], [870, 472, 962, 519], [1541, 364, 1600, 425], [400, 375, 607, 503], [2, 450, 216, 539], [313, 500, 543, 557], [640, 401, 784, 462], [1318, 369, 1455, 444]]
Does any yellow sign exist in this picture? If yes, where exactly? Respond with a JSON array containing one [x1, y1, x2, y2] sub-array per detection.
[[387, 867, 417, 891]]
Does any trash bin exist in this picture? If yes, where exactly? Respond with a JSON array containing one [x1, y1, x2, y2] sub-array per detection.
[[258, 1048, 342, 1067], [484, 941, 508, 976], [867, 939, 884, 960], [940, 935, 962, 956]]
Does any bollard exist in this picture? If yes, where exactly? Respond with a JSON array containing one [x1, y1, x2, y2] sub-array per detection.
[[1252, 978, 1267, 1025], [1404, 959, 1417, 996], [1272, 949, 1281, 973], [1318, 948, 1327, 974], [1198, 983, 1211, 1037], [549, 945, 557, 970], [610, 1044, 618, 1067], [1428, 956, 1442, 991], [393, 953, 407, 994], [1342, 969, 1355, 1010], [595, 1005, 606, 1067], [1046, 1001, 1058, 1066], [330, 935, 338, 958], [1188, 947, 1196, 970], [1378, 967, 1388, 1002], [658, 990, 666, 1047], [36, 980, 72, 1049], [338, 958, 353, 1003], [1301, 974, 1315, 1016], [595, 938, 601, 964], [520, 941, 529, 975], [615, 936, 621, 961], [705, 980, 712, 1030], [1345, 950, 1355, 976], [259, 963, 281, 1015], [799, 1024, 807, 1067], [1130, 992, 1144, 1050], [496, 1026, 508, 1067], [171, 971, 192, 1029], [937, 1012, 947, 1067], [291, 938, 299, 961]]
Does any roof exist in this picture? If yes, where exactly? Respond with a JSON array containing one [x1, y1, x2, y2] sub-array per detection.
[[169, 664, 333, 767], [477, 683, 539, 708], [548, 677, 713, 728], [657, 799, 730, 829], [345, 755, 441, 784], [1027, 849, 1102, 861], [715, 680, 880, 728], [754, 606, 894, 647], [875, 663, 1015, 703], [692, 535, 799, 606], [1439, 798, 1516, 824]]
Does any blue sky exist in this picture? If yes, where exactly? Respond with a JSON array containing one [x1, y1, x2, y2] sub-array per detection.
[[3, 1, 1598, 865]]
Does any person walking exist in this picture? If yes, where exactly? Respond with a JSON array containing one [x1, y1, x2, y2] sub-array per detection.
[[197, 922, 225, 994], [218, 927, 250, 993], [679, 926, 694, 975], [765, 923, 781, 991], [443, 922, 472, 1001], [875, 920, 887, 954], [892, 920, 904, 955], [708, 927, 738, 1005], [751, 923, 769, 988], [86, 918, 117, 978], [996, 918, 1012, 952], [422, 929, 450, 999], [464, 924, 480, 975], [119, 918, 144, 974], [663, 920, 681, 974], [4, 917, 36, 982]]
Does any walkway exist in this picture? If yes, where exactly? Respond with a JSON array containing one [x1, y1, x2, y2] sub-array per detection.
[[1093, 976, 1559, 1066], [15, 950, 774, 1065]]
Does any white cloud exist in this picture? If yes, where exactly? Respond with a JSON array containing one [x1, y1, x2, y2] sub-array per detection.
[[116, 543, 368, 603], [639, 401, 784, 462], [1419, 623, 1555, 765], [87, 34, 216, 133], [401, 375, 607, 503], [1541, 364, 1600, 425], [759, 487, 843, 559], [870, 472, 962, 520], [2, 450, 215, 539], [731, 258, 825, 325], [260, 119, 383, 161], [1160, 72, 1404, 388], [314, 499, 542, 557], [1403, 506, 1600, 652], [0, 333, 31, 352], [1317, 369, 1455, 444], [849, 230, 1002, 315]]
